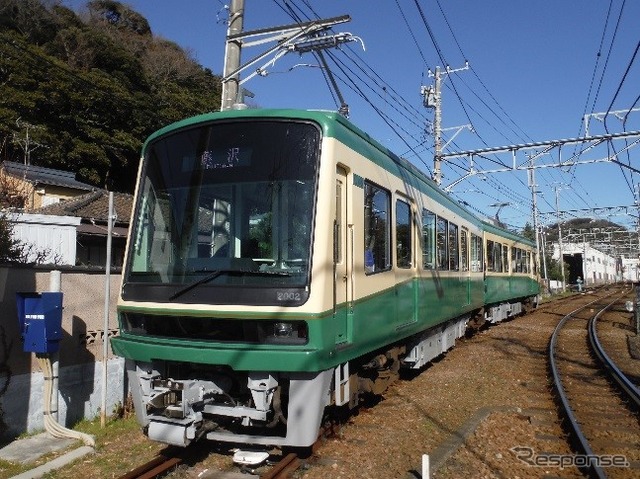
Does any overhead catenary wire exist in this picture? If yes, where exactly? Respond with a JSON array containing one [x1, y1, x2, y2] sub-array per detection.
[[272, 0, 436, 173], [408, 0, 570, 212], [410, 0, 556, 213], [604, 39, 640, 199], [269, 0, 638, 229]]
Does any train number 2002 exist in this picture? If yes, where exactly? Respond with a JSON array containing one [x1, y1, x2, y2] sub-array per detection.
[[276, 291, 301, 301]]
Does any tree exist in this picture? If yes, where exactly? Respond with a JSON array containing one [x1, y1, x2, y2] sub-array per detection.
[[0, 213, 22, 262], [86, 0, 151, 36], [521, 222, 535, 242], [0, 0, 221, 193], [0, 214, 62, 264]]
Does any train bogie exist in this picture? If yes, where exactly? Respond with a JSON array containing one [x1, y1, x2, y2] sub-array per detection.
[[127, 359, 333, 447]]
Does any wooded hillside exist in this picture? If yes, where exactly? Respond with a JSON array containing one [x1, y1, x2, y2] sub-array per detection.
[[0, 0, 221, 193]]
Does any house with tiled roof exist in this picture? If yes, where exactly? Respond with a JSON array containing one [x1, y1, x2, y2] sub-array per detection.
[[1, 161, 95, 210], [33, 190, 134, 267], [2, 162, 133, 267]]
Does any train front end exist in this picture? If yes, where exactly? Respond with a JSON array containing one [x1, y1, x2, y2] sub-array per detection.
[[112, 111, 335, 448]]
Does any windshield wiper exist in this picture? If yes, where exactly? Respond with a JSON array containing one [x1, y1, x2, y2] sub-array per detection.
[[169, 269, 291, 301]]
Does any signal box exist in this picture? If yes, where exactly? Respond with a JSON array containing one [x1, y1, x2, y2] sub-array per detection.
[[16, 292, 63, 354]]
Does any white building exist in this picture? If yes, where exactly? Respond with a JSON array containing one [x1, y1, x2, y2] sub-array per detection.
[[620, 255, 640, 282], [552, 241, 619, 286], [9, 213, 81, 265]]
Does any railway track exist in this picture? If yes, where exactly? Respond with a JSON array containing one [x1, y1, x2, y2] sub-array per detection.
[[549, 286, 640, 479], [258, 452, 301, 479], [115, 454, 182, 479], [252, 424, 341, 478], [103, 287, 639, 479]]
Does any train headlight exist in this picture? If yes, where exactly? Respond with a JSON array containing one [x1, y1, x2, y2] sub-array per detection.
[[274, 322, 293, 337], [264, 321, 308, 345]]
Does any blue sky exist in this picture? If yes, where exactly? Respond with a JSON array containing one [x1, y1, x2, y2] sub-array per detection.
[[66, 1, 640, 232]]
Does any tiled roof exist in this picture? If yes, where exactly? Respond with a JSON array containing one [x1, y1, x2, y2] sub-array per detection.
[[35, 190, 133, 225], [2, 161, 95, 191]]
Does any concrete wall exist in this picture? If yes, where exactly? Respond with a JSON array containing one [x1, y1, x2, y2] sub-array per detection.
[[0, 264, 125, 442]]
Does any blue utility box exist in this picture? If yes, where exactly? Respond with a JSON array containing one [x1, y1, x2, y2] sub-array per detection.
[[16, 292, 63, 354]]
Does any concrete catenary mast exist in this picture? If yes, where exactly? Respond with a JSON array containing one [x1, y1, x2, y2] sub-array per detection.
[[220, 0, 245, 111]]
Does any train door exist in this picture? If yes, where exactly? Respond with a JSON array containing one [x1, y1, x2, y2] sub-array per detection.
[[334, 166, 351, 345]]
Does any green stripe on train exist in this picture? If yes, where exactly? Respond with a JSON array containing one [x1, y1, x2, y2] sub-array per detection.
[[484, 275, 539, 304], [112, 276, 486, 372]]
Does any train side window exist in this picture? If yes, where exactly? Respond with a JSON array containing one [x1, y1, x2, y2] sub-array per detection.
[[364, 181, 391, 274], [517, 248, 523, 273], [448, 222, 459, 271], [486, 240, 494, 272], [471, 233, 482, 272], [396, 199, 412, 268], [502, 244, 509, 273], [335, 176, 343, 264], [460, 228, 469, 271], [493, 242, 503, 272], [422, 209, 436, 269], [436, 217, 448, 270]]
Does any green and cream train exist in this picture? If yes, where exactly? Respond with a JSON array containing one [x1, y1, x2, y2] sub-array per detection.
[[112, 109, 539, 449]]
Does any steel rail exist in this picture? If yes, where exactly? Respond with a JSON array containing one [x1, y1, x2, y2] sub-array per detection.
[[548, 291, 617, 479], [116, 454, 182, 479], [588, 295, 640, 407], [260, 452, 301, 479]]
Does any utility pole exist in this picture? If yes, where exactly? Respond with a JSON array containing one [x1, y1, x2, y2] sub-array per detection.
[[528, 167, 545, 290], [554, 185, 567, 292], [540, 227, 550, 293], [430, 67, 442, 185], [636, 184, 640, 280], [219, 10, 354, 113], [220, 0, 245, 111], [421, 62, 469, 186], [14, 118, 44, 165]]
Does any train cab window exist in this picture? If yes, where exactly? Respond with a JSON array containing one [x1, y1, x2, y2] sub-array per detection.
[[396, 199, 412, 268], [471, 233, 482, 272], [364, 181, 391, 274], [460, 228, 469, 271], [422, 209, 436, 269], [448, 222, 459, 271], [436, 217, 448, 270]]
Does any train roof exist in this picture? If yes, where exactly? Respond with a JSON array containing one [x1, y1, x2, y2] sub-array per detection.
[[144, 109, 532, 244], [482, 219, 536, 247]]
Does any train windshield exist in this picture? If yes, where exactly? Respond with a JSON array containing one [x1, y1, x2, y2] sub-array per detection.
[[123, 119, 320, 304]]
